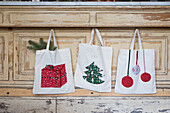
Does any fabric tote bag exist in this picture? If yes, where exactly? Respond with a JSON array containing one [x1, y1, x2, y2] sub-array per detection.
[[115, 29, 156, 94], [33, 29, 75, 94], [74, 28, 112, 92]]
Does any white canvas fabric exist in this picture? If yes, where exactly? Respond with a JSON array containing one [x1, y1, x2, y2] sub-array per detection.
[[33, 29, 75, 94], [74, 28, 112, 92], [115, 29, 156, 94]]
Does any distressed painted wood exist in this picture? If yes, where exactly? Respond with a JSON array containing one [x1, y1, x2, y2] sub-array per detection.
[[57, 97, 170, 113], [9, 12, 90, 26], [0, 96, 170, 113], [96, 13, 170, 27], [0, 97, 56, 113], [0, 6, 170, 27]]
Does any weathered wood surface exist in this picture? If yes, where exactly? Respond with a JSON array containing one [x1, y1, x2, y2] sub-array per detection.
[[0, 6, 170, 27], [0, 97, 170, 113], [57, 97, 170, 113]]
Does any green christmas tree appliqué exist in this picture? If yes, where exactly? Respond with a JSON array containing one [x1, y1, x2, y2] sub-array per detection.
[[83, 62, 105, 84]]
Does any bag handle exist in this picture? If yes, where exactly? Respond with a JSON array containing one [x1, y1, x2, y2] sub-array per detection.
[[46, 29, 58, 50], [130, 29, 142, 50], [89, 28, 104, 46]]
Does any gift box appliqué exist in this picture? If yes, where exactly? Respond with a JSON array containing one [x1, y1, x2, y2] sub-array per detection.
[[41, 64, 67, 88]]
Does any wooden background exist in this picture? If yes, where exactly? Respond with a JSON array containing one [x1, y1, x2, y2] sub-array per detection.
[[0, 5, 170, 113]]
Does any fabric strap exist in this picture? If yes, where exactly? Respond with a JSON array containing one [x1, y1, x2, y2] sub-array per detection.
[[130, 29, 142, 50], [46, 29, 58, 50], [89, 28, 104, 46]]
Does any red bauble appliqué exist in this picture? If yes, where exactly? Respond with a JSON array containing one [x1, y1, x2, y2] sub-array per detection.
[[121, 50, 134, 88], [141, 50, 151, 82], [141, 72, 151, 82], [41, 64, 67, 88], [122, 76, 133, 88]]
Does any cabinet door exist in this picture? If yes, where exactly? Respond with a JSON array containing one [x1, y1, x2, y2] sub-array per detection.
[[96, 28, 170, 88], [0, 29, 9, 81]]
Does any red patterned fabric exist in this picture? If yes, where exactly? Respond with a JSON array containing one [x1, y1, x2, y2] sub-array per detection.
[[41, 64, 67, 88]]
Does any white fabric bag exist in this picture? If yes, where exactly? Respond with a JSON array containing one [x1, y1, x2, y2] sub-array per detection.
[[74, 28, 112, 92], [33, 29, 75, 94], [115, 29, 156, 94]]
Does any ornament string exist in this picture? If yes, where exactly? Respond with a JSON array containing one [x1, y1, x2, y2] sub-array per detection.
[[122, 49, 133, 88], [127, 50, 131, 76], [132, 50, 140, 75], [141, 50, 151, 82], [143, 50, 146, 72], [136, 51, 138, 65]]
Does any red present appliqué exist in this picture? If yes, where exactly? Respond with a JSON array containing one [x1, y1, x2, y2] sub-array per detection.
[[41, 64, 67, 88]]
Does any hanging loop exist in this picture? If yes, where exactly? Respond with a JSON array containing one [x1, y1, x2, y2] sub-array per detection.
[[46, 29, 58, 50], [89, 28, 104, 46], [130, 29, 142, 50]]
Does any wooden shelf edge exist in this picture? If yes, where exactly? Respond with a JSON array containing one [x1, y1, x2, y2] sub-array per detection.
[[0, 88, 170, 97]]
